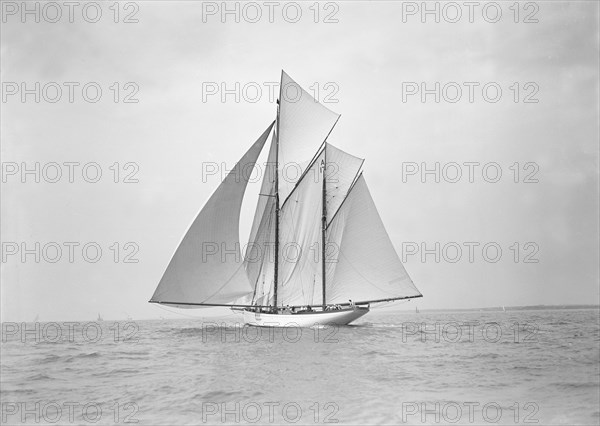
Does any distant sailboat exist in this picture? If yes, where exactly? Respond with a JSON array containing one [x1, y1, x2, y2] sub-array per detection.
[[502, 306, 506, 312], [149, 71, 423, 327], [33, 314, 39, 322], [97, 313, 103, 321], [415, 306, 420, 314]]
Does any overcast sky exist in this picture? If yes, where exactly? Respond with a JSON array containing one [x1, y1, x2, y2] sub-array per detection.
[[1, 1, 598, 321]]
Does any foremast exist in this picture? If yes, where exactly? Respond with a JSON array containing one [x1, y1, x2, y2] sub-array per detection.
[[273, 98, 281, 311], [321, 145, 327, 309]]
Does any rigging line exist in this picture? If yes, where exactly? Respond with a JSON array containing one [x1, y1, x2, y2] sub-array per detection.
[[154, 304, 237, 319], [251, 203, 276, 305], [300, 275, 308, 304], [326, 172, 363, 230], [325, 156, 364, 225], [250, 270, 260, 305], [280, 146, 325, 210], [184, 261, 249, 306], [254, 240, 275, 303], [338, 295, 422, 306], [279, 114, 341, 210], [245, 130, 277, 238], [151, 297, 420, 309], [279, 167, 324, 306], [304, 113, 341, 177], [257, 201, 276, 306], [150, 302, 276, 308], [371, 299, 411, 310], [346, 159, 365, 190], [324, 174, 422, 297], [335, 246, 417, 298], [244, 196, 275, 267], [245, 194, 272, 252]]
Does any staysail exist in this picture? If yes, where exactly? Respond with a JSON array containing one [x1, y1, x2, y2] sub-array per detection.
[[325, 174, 422, 304], [244, 130, 278, 306], [150, 122, 274, 307], [324, 143, 364, 223]]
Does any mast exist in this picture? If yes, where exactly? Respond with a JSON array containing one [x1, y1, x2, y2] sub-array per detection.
[[273, 98, 280, 312], [321, 145, 327, 309]]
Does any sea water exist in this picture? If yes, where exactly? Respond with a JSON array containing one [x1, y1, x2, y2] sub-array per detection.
[[1, 308, 598, 425]]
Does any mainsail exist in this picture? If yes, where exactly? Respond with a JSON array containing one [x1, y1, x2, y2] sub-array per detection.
[[150, 122, 274, 307], [325, 174, 422, 304], [150, 71, 422, 310], [277, 149, 326, 306]]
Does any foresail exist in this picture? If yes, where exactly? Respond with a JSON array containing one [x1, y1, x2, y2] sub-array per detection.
[[278, 71, 340, 204], [325, 144, 363, 223], [150, 122, 275, 306], [244, 131, 278, 306], [325, 175, 422, 304]]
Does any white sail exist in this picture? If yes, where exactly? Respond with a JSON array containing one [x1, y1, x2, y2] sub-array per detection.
[[150, 123, 274, 306], [277, 71, 340, 204], [244, 131, 278, 305], [325, 175, 422, 304], [324, 143, 364, 223], [277, 150, 325, 306]]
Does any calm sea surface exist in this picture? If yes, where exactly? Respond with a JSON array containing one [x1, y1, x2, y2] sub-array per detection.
[[1, 309, 599, 425]]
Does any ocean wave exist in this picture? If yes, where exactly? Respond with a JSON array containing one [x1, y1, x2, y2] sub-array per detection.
[[199, 390, 245, 400], [91, 368, 140, 377], [27, 373, 52, 381], [38, 354, 62, 363]]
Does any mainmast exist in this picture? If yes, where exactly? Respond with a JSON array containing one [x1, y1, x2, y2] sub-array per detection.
[[321, 145, 327, 309], [273, 98, 280, 311]]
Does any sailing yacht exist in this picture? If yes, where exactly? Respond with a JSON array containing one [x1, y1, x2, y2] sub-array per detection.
[[149, 71, 422, 327]]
